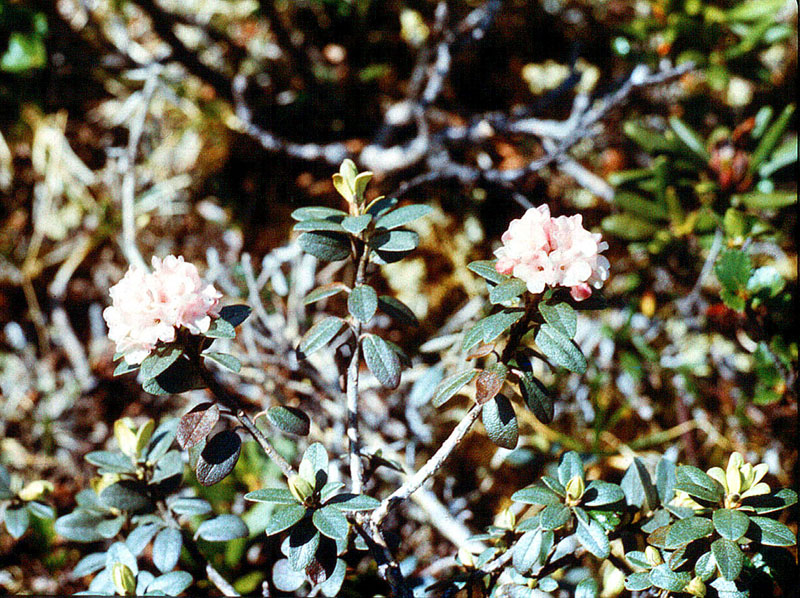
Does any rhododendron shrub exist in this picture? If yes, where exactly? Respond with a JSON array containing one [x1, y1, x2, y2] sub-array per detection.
[[48, 161, 796, 598]]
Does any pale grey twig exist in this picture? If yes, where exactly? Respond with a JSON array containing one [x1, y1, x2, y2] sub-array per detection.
[[371, 403, 482, 525]]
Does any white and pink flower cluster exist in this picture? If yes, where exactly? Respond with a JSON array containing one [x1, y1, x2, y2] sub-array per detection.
[[495, 205, 610, 301], [103, 255, 222, 365]]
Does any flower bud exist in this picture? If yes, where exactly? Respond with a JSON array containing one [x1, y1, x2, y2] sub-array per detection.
[[134, 419, 155, 460], [686, 577, 707, 597], [645, 546, 663, 567], [565, 475, 585, 504], [114, 419, 140, 459], [288, 474, 314, 503], [494, 507, 515, 530], [112, 563, 136, 596], [18, 480, 54, 502], [457, 546, 475, 568]]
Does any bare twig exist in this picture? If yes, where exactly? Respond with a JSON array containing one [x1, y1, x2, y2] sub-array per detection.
[[371, 403, 482, 525]]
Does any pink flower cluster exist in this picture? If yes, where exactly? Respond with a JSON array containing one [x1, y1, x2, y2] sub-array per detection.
[[103, 255, 222, 364], [495, 205, 610, 301]]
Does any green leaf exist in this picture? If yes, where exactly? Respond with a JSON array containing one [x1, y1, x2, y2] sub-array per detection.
[[298, 317, 346, 358], [558, 452, 585, 486], [749, 104, 795, 173], [361, 334, 401, 389], [152, 527, 182, 573], [245, 488, 298, 505], [695, 551, 717, 581], [575, 579, 599, 598], [489, 277, 527, 305], [621, 457, 659, 512], [55, 511, 116, 542], [203, 351, 241, 373], [733, 191, 797, 210], [467, 260, 508, 285], [177, 403, 220, 450], [73, 553, 110, 578], [195, 430, 242, 487], [272, 559, 306, 592], [312, 505, 349, 540], [649, 564, 691, 592], [376, 204, 433, 229], [583, 481, 625, 508], [219, 304, 251, 327], [715, 250, 752, 293], [298, 232, 351, 261], [512, 485, 563, 506], [740, 488, 797, 513], [539, 303, 577, 338], [196, 514, 248, 541], [319, 558, 347, 597], [432, 369, 479, 408], [100, 482, 153, 513], [665, 516, 714, 549], [142, 357, 206, 395], [613, 191, 670, 222], [327, 494, 381, 511], [675, 465, 724, 504], [463, 310, 524, 353], [519, 372, 554, 424], [669, 117, 710, 161], [4, 507, 29, 539], [602, 214, 658, 240], [140, 345, 184, 380], [369, 230, 420, 261], [713, 509, 750, 542], [575, 518, 610, 558], [747, 516, 797, 546], [287, 522, 320, 571], [535, 324, 587, 374], [169, 498, 212, 516], [294, 219, 346, 233], [727, 0, 786, 21], [366, 196, 398, 217], [348, 285, 378, 323], [85, 451, 135, 474], [26, 501, 55, 520], [625, 572, 652, 591], [146, 571, 193, 596], [291, 207, 348, 221], [481, 395, 518, 450], [113, 359, 139, 376], [341, 215, 372, 235], [206, 317, 236, 339], [150, 450, 183, 484], [377, 295, 419, 327], [265, 406, 311, 436], [539, 505, 571, 530], [711, 538, 744, 581], [512, 529, 551, 574], [264, 505, 306, 536], [304, 283, 348, 305], [758, 135, 797, 178]]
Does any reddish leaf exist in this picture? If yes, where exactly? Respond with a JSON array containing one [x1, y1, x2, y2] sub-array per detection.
[[177, 403, 220, 450]]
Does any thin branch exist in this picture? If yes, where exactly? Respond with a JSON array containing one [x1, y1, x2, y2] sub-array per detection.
[[347, 244, 370, 494], [197, 361, 295, 478], [371, 403, 482, 525], [350, 518, 413, 598]]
